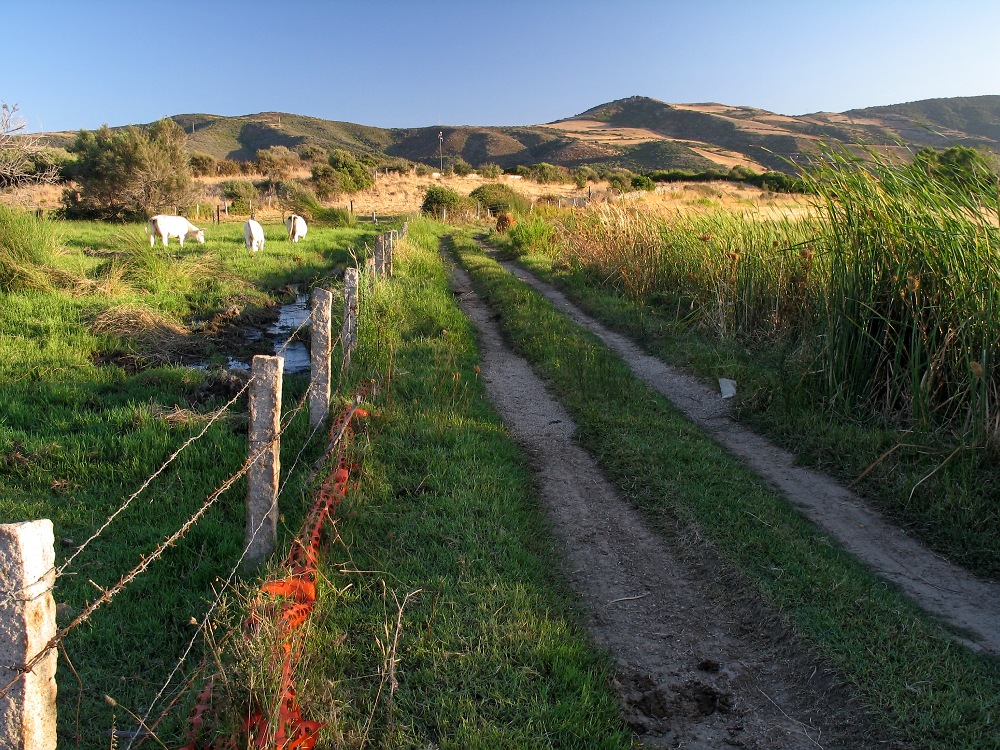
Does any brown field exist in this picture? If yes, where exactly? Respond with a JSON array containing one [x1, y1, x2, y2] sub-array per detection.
[[3, 168, 810, 223]]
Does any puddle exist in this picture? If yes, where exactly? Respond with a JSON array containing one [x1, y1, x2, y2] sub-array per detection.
[[197, 291, 313, 375]]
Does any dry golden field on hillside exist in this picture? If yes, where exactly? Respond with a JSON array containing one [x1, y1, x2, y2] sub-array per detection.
[[3, 168, 810, 222]]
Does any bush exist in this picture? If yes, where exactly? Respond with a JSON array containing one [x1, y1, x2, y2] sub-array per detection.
[[631, 174, 656, 191], [479, 163, 503, 179], [327, 149, 375, 193], [452, 158, 473, 176], [255, 146, 299, 180], [220, 179, 260, 214], [63, 118, 195, 221], [189, 152, 217, 177], [298, 143, 327, 162], [469, 183, 530, 215], [421, 186, 471, 219], [415, 164, 431, 177], [573, 166, 598, 188], [310, 163, 342, 200], [524, 162, 570, 184]]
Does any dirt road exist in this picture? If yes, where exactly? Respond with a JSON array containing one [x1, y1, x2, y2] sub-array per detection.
[[486, 250, 1000, 657], [448, 252, 894, 749]]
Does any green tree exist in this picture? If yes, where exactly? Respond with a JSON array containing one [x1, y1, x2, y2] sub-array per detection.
[[63, 118, 194, 220]]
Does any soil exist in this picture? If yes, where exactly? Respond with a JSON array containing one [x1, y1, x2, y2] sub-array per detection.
[[447, 251, 899, 749]]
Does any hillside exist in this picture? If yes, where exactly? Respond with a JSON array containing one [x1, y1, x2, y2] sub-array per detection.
[[40, 95, 1000, 175]]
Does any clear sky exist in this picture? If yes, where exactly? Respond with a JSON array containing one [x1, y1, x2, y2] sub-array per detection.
[[7, 0, 1000, 134]]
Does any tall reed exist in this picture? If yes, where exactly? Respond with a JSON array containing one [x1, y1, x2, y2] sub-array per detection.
[[805, 146, 1000, 439], [554, 201, 820, 341]]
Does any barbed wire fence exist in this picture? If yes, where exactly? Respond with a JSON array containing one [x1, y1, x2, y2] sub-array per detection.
[[0, 221, 406, 748]]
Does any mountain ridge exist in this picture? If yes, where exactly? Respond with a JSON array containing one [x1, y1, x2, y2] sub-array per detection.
[[38, 94, 1000, 175]]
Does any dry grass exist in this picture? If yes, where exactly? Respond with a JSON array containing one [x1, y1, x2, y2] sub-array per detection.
[[92, 305, 202, 364]]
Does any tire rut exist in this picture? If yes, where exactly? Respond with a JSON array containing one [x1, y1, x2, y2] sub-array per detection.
[[485, 247, 1000, 656]]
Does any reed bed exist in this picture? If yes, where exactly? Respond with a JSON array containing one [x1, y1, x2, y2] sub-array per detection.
[[548, 151, 1000, 443]]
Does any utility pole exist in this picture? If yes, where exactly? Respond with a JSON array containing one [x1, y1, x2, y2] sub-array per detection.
[[438, 131, 444, 172]]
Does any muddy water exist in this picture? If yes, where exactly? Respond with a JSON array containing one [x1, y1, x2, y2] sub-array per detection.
[[221, 292, 312, 374]]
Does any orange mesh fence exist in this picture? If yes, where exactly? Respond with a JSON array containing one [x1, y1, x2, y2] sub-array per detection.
[[182, 399, 366, 749]]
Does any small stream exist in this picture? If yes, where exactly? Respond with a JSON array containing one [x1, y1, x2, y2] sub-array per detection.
[[221, 292, 312, 374]]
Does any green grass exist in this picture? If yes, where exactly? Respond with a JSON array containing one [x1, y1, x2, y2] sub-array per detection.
[[0, 211, 380, 744], [225, 216, 632, 748], [492, 184, 1000, 580], [2, 212, 632, 748], [449, 230, 1000, 749]]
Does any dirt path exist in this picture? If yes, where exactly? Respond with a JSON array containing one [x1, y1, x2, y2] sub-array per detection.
[[448, 253, 894, 749], [485, 249, 1000, 657]]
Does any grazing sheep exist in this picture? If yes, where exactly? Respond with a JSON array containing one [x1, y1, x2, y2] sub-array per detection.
[[244, 218, 265, 252], [146, 215, 205, 247], [285, 213, 308, 243]]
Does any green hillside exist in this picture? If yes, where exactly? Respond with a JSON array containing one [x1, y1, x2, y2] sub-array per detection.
[[37, 94, 1000, 175]]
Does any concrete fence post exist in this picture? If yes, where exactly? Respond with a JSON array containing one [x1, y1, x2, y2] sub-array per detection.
[[373, 234, 386, 279], [245, 355, 283, 567], [309, 288, 333, 429], [342, 268, 359, 371], [0, 520, 57, 750], [386, 231, 395, 278]]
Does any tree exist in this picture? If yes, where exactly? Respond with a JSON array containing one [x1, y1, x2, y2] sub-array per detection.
[[0, 102, 59, 190], [63, 118, 195, 220]]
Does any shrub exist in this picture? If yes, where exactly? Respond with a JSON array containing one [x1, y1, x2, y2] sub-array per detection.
[[525, 162, 570, 184], [63, 118, 195, 221], [298, 143, 327, 162], [189, 152, 217, 177], [415, 164, 431, 177], [310, 163, 342, 200], [421, 186, 470, 219], [220, 179, 260, 214], [327, 149, 375, 193], [479, 163, 503, 179], [631, 174, 656, 191], [255, 146, 299, 180], [452, 157, 473, 176], [573, 166, 598, 188], [469, 183, 530, 215]]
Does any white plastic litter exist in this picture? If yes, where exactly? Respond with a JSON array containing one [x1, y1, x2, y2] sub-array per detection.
[[719, 378, 737, 399]]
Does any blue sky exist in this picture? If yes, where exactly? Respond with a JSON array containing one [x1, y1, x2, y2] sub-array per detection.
[[7, 1, 1000, 133]]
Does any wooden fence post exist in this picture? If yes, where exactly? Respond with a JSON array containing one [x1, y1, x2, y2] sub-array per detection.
[[245, 355, 283, 567], [309, 288, 333, 429], [342, 268, 359, 371], [0, 520, 57, 750]]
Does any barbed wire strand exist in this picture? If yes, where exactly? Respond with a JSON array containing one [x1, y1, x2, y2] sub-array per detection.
[[57, 297, 318, 579], [127, 393, 359, 749]]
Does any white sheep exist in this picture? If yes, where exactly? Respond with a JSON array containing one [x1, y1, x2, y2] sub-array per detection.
[[243, 218, 265, 252], [285, 214, 308, 243], [146, 215, 205, 247]]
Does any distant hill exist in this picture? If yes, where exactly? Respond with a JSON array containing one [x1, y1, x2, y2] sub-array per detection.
[[40, 95, 1000, 175]]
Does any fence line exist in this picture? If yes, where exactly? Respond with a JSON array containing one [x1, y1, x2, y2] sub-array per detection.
[[4, 223, 406, 746]]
